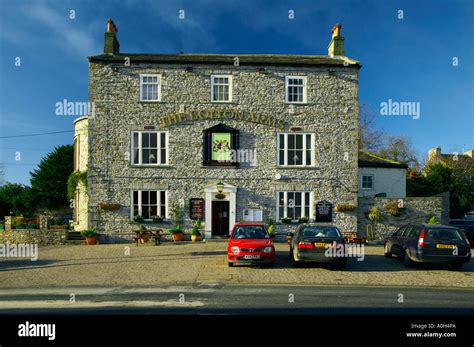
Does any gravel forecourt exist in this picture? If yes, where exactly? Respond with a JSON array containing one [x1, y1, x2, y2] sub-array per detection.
[[0, 242, 473, 289]]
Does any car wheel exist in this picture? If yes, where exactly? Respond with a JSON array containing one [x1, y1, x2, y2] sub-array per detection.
[[403, 249, 414, 267], [450, 263, 463, 271], [291, 249, 300, 267], [228, 261, 234, 267], [384, 243, 392, 258]]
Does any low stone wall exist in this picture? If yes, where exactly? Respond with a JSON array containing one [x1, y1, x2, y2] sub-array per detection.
[[0, 229, 67, 245], [357, 193, 449, 241]]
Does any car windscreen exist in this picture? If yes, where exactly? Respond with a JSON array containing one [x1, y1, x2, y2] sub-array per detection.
[[232, 226, 269, 239], [426, 228, 463, 241], [300, 227, 341, 238]]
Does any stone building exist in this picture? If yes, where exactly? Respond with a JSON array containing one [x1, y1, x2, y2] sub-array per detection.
[[73, 20, 361, 242]]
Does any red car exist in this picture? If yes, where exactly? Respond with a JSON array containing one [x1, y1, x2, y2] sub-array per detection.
[[227, 222, 276, 267]]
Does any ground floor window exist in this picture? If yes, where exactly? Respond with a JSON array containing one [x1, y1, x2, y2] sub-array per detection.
[[277, 191, 312, 221], [131, 190, 167, 220]]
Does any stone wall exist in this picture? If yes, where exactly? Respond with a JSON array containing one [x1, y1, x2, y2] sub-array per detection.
[[87, 62, 360, 242], [357, 194, 449, 241], [0, 229, 67, 245]]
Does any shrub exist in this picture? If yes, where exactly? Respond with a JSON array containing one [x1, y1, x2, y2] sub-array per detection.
[[152, 215, 164, 222], [427, 215, 441, 225], [298, 216, 309, 223], [168, 226, 183, 234], [368, 207, 380, 222], [191, 218, 202, 235], [281, 217, 292, 224], [133, 215, 144, 223], [384, 200, 400, 216]]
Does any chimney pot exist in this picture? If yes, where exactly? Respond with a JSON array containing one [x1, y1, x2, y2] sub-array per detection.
[[328, 23, 344, 57]]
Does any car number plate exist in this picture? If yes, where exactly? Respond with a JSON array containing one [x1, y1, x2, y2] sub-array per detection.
[[436, 244, 455, 249], [243, 255, 260, 259], [314, 242, 330, 248]]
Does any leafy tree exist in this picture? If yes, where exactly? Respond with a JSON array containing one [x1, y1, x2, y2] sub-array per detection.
[[378, 135, 419, 167], [0, 183, 35, 217], [29, 145, 74, 209]]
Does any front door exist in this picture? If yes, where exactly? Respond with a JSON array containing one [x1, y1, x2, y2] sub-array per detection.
[[212, 201, 230, 237]]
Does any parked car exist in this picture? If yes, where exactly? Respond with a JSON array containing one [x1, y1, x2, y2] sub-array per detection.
[[384, 223, 471, 270], [288, 224, 347, 269], [227, 222, 276, 267], [448, 219, 474, 247]]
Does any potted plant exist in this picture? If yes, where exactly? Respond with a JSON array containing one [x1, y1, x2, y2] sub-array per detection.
[[281, 217, 292, 224], [191, 218, 202, 242], [298, 216, 309, 223], [133, 215, 144, 223], [81, 228, 99, 245], [266, 218, 275, 238], [168, 226, 183, 242], [152, 215, 164, 223], [367, 207, 380, 241], [135, 225, 149, 244]]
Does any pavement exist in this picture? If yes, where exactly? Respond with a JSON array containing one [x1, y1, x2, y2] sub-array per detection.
[[0, 242, 473, 289]]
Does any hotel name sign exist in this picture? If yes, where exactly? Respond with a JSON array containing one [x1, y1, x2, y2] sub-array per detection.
[[158, 109, 286, 130]]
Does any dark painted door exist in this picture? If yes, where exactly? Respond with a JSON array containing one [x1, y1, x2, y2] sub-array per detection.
[[212, 201, 230, 236]]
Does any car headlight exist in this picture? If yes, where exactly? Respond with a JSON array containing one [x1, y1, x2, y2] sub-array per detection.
[[231, 246, 240, 254], [264, 246, 273, 253]]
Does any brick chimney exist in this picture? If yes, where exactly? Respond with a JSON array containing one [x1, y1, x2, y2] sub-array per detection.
[[328, 23, 344, 57], [104, 19, 120, 54], [463, 150, 474, 158]]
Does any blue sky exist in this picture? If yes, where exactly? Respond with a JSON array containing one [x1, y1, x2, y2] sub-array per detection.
[[0, 0, 473, 185]]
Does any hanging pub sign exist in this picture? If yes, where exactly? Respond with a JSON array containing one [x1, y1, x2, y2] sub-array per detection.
[[189, 198, 205, 220], [315, 200, 333, 222]]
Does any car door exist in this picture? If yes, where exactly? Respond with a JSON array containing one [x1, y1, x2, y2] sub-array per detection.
[[390, 226, 406, 256], [404, 226, 420, 257]]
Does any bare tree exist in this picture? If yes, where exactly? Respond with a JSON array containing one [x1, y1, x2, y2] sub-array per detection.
[[358, 103, 384, 152], [379, 135, 419, 167]]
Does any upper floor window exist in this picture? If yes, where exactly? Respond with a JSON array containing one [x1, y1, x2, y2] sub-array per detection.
[[140, 74, 161, 102], [211, 75, 232, 102], [132, 131, 168, 165], [361, 175, 374, 189], [203, 123, 239, 166], [277, 133, 314, 166], [285, 76, 306, 103]]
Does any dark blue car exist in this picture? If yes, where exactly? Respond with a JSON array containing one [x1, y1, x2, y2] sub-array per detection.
[[384, 223, 471, 270]]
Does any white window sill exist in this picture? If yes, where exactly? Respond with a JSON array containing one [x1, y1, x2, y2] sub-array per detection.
[[131, 164, 172, 168]]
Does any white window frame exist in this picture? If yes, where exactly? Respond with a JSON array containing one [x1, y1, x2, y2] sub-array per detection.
[[277, 132, 315, 167], [361, 174, 374, 190], [285, 76, 307, 104], [210, 74, 232, 103], [139, 74, 161, 102], [276, 191, 314, 222], [130, 190, 168, 221], [131, 131, 169, 166]]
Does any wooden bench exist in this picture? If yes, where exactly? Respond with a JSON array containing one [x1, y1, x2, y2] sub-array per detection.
[[133, 229, 163, 246], [341, 231, 366, 245]]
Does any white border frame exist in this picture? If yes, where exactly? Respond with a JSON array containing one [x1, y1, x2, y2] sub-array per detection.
[[131, 131, 169, 166], [130, 190, 169, 221], [210, 74, 233, 103], [139, 74, 161, 102], [285, 76, 307, 104], [277, 132, 315, 167]]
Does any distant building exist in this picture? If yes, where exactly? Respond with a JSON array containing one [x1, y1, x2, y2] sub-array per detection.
[[427, 147, 474, 184], [358, 151, 407, 198]]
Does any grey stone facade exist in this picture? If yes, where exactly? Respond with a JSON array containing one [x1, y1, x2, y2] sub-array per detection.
[[77, 22, 362, 242]]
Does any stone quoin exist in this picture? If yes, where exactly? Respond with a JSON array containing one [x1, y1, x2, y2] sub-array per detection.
[[72, 19, 361, 242]]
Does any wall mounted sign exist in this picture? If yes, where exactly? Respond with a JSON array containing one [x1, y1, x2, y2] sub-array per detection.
[[189, 198, 204, 220], [315, 200, 333, 222], [158, 109, 286, 130]]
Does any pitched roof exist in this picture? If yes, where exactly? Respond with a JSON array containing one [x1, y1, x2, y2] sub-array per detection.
[[88, 53, 361, 68], [358, 151, 408, 169]]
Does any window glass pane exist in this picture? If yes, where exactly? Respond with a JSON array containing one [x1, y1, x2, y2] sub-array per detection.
[[288, 134, 295, 148], [150, 191, 157, 204], [142, 191, 149, 204], [134, 149, 139, 164], [279, 134, 285, 150], [160, 133, 166, 148], [160, 149, 166, 164], [296, 135, 302, 149], [295, 192, 302, 205], [161, 191, 166, 204], [142, 206, 150, 219], [288, 150, 296, 165], [149, 149, 157, 164], [133, 191, 138, 204], [306, 134, 311, 149], [150, 133, 157, 148], [306, 150, 311, 165], [133, 133, 138, 147], [294, 150, 303, 165], [295, 207, 302, 218], [160, 206, 166, 218], [279, 150, 285, 165], [142, 149, 150, 164], [150, 206, 157, 217], [279, 207, 284, 219], [142, 133, 149, 147]]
